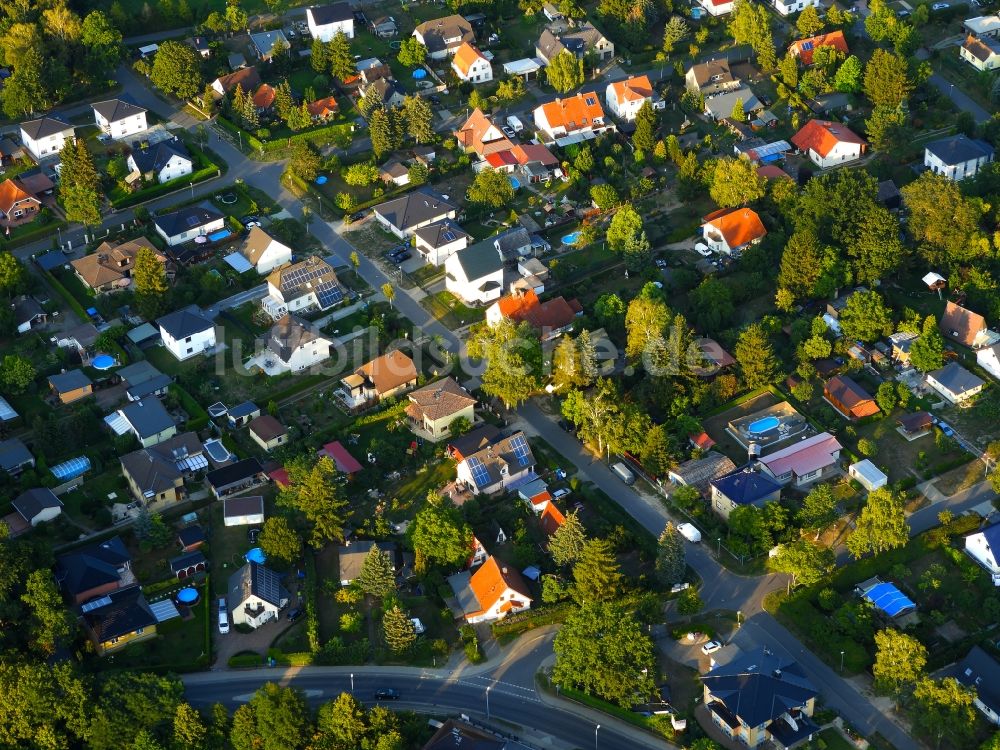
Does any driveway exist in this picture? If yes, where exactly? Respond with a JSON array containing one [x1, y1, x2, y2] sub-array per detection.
[[928, 73, 991, 124]]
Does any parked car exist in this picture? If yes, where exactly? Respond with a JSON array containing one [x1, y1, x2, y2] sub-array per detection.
[[655, 258, 668, 268], [611, 462, 636, 485], [217, 597, 229, 634], [347, 211, 366, 223], [374, 688, 400, 700], [553, 488, 571, 499], [286, 608, 302, 621], [410, 617, 426, 634], [677, 523, 702, 543], [502, 125, 517, 139], [931, 2, 948, 8], [701, 640, 722, 655], [695, 243, 712, 256], [389, 249, 412, 263]]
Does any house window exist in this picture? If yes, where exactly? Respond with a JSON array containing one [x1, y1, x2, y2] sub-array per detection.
[[110, 637, 119, 644], [186, 347, 193, 354], [185, 336, 192, 342], [136, 627, 144, 635]]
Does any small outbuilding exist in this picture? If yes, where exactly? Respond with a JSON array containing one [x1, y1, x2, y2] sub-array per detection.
[[223, 495, 265, 526], [848, 459, 888, 492]]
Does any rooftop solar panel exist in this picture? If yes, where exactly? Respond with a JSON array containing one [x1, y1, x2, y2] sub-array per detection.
[[81, 595, 113, 613], [509, 433, 532, 466], [315, 280, 343, 309], [186, 215, 200, 227], [802, 40, 814, 50], [467, 456, 491, 488]]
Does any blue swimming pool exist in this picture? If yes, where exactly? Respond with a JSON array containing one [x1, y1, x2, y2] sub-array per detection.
[[509, 176, 521, 190], [176, 587, 199, 604], [316, 175, 328, 185], [208, 229, 232, 242], [92, 354, 115, 370], [562, 231, 581, 245], [748, 415, 780, 435], [245, 547, 266, 564]]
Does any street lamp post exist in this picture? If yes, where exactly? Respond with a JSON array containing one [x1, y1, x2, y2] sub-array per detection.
[[595, 724, 600, 750], [717, 537, 721, 555], [350, 673, 354, 693], [839, 651, 845, 673], [189, 182, 194, 200], [737, 610, 742, 628], [485, 685, 491, 719]]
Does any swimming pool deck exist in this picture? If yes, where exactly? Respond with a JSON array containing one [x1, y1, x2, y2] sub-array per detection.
[[726, 400, 812, 451]]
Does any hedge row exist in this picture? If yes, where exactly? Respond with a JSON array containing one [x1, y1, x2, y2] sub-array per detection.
[[216, 114, 351, 156], [6, 217, 67, 249], [43, 270, 89, 320], [110, 165, 220, 209], [490, 601, 575, 639], [171, 383, 209, 431]]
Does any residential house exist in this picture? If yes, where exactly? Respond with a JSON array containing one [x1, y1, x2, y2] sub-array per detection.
[[228, 52, 247, 70], [226, 401, 261, 428], [224, 495, 265, 526], [668, 452, 738, 496], [119, 432, 206, 505], [360, 77, 406, 109], [71, 237, 169, 293], [540, 501, 566, 537], [978, 343, 1000, 381], [355, 57, 390, 84], [536, 23, 614, 65], [791, 119, 867, 168], [927, 362, 986, 404], [19, 116, 74, 161], [445, 239, 505, 305], [48, 369, 94, 404], [113, 398, 178, 448], [452, 42, 492, 84], [405, 377, 476, 441], [188, 35, 211, 57], [0, 439, 34, 475], [263, 256, 345, 319], [772, 0, 821, 16], [248, 415, 289, 451], [924, 134, 995, 180], [485, 288, 580, 339], [339, 350, 418, 408], [454, 108, 514, 160], [372, 17, 398, 38], [338, 540, 397, 585], [56, 536, 134, 604], [12, 488, 63, 527], [697, 0, 736, 16], [177, 525, 206, 552], [380, 160, 410, 186], [824, 374, 880, 420], [307, 2, 354, 41], [702, 650, 819, 748], [532, 92, 612, 144], [205, 458, 266, 499], [709, 465, 782, 520], [701, 207, 767, 255], [448, 423, 501, 461], [605, 75, 654, 122], [252, 83, 276, 112], [413, 14, 475, 59], [265, 314, 332, 372], [456, 431, 535, 495], [955, 646, 1000, 724], [447, 556, 532, 623], [888, 331, 919, 364], [965, 14, 1000, 38], [306, 96, 340, 121], [82, 586, 158, 655], [211, 67, 262, 97], [966, 522, 1000, 584], [250, 29, 290, 62], [897, 411, 933, 436], [227, 562, 289, 628], [940, 300, 991, 348], [424, 720, 507, 750], [118, 360, 172, 400], [128, 138, 194, 185], [518, 477, 553, 513], [510, 143, 561, 183], [414, 220, 470, 265], [759, 432, 843, 487], [704, 86, 763, 122], [849, 459, 888, 491], [317, 440, 364, 475], [157, 305, 216, 361], [153, 206, 225, 246], [237, 226, 292, 275], [0, 178, 41, 224], [0, 137, 25, 165], [962, 35, 1000, 70], [373, 189, 458, 238], [13, 295, 46, 333], [92, 98, 148, 139], [789, 31, 849, 65], [685, 59, 740, 95], [543, 2, 564, 20]]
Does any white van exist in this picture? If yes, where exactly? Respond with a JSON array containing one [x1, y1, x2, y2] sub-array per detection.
[[218, 597, 230, 634], [611, 462, 636, 485], [506, 115, 524, 132], [677, 523, 702, 543]]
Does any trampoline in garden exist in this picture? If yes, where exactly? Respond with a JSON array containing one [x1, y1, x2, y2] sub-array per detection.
[[218, 193, 238, 204], [245, 547, 266, 564], [176, 587, 200, 606], [316, 175, 328, 185], [92, 354, 116, 370], [412, 68, 427, 79]]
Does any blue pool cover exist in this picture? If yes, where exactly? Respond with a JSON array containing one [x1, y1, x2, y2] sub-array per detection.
[[864, 582, 915, 617], [177, 587, 198, 603], [52, 455, 91, 481], [92, 354, 115, 370], [245, 547, 266, 564], [316, 175, 328, 184], [412, 68, 427, 79]]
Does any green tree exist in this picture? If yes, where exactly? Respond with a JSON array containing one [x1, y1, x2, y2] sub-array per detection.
[[357, 545, 396, 597], [468, 319, 543, 407], [173, 702, 207, 750], [546, 50, 584, 93], [59, 139, 102, 226], [606, 203, 643, 253], [150, 40, 203, 100], [590, 183, 620, 210], [847, 487, 909, 559], [278, 456, 350, 547], [1, 354, 35, 394], [690, 277, 735, 334], [798, 483, 837, 538], [734, 323, 779, 388], [553, 602, 656, 705], [572, 539, 624, 604], [625, 293, 670, 360], [401, 95, 434, 144], [21, 569, 75, 654], [839, 290, 893, 343], [873, 628, 927, 700], [729, 0, 776, 69], [368, 106, 398, 160], [0, 251, 25, 295], [230, 683, 310, 750], [553, 333, 596, 389], [496, 76, 527, 104], [549, 510, 587, 567], [909, 315, 945, 373], [81, 11, 124, 78], [397, 38, 427, 67], [913, 677, 977, 748], [382, 605, 417, 653], [865, 104, 905, 151], [225, 1, 248, 31], [327, 32, 355, 81], [288, 141, 321, 182], [410, 493, 473, 572], [466, 167, 515, 208], [311, 37, 328, 72], [710, 157, 766, 207], [661, 16, 689, 55], [1, 47, 51, 118], [643, 424, 674, 477], [380, 282, 395, 309], [770, 540, 834, 588], [876, 380, 899, 414], [657, 522, 686, 586], [258, 516, 301, 565], [133, 246, 170, 319], [863, 49, 911, 107], [901, 170, 989, 266], [343, 163, 379, 186], [595, 292, 626, 332], [834, 55, 863, 93], [633, 101, 657, 152], [797, 5, 824, 35]]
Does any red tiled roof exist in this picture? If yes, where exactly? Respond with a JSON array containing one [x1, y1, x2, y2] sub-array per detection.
[[702, 207, 767, 249], [791, 119, 866, 159], [789, 30, 848, 66], [469, 557, 531, 614], [690, 432, 716, 450], [268, 468, 290, 487], [318, 441, 364, 474], [540, 502, 565, 536]]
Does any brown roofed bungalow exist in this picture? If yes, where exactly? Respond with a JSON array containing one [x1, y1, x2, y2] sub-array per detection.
[[824, 374, 880, 420]]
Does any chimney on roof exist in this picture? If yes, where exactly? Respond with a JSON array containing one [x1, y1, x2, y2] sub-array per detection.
[[773, 668, 783, 679]]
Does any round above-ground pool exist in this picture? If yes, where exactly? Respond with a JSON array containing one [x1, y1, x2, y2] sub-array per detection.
[[412, 68, 427, 79], [176, 587, 199, 606], [245, 547, 266, 564], [92, 354, 115, 370], [748, 415, 780, 435], [316, 175, 328, 185], [562, 231, 581, 245]]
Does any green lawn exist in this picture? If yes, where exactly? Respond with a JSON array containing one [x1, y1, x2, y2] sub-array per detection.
[[420, 291, 484, 329]]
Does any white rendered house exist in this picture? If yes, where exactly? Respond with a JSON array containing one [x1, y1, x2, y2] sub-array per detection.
[[605, 75, 654, 122], [156, 306, 216, 361], [445, 240, 504, 305], [452, 42, 493, 84], [19, 117, 74, 161], [924, 135, 995, 180], [306, 2, 355, 41], [966, 523, 1000, 584], [92, 99, 148, 140]]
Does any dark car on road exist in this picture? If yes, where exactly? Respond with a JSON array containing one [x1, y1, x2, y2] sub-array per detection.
[[346, 211, 366, 223], [286, 608, 302, 621], [374, 688, 400, 700]]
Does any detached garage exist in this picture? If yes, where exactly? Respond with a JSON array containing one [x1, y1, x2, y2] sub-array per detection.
[[224, 495, 265, 527], [849, 459, 888, 492]]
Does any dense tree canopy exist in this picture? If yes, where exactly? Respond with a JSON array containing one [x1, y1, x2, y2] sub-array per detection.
[[847, 487, 909, 559], [409, 493, 472, 572], [278, 456, 350, 547], [469, 319, 543, 407]]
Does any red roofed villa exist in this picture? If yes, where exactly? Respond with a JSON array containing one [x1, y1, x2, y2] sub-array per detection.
[[791, 119, 867, 169], [789, 31, 849, 66], [317, 441, 364, 475], [485, 288, 582, 340], [447, 556, 532, 624], [701, 207, 767, 256]]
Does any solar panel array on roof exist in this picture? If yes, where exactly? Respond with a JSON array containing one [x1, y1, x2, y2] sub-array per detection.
[[282, 261, 330, 291], [52, 455, 91, 481], [467, 456, 490, 487], [186, 215, 200, 227], [315, 280, 344, 309], [864, 582, 915, 617], [81, 595, 113, 613], [509, 434, 531, 466], [178, 454, 209, 472], [254, 564, 282, 604], [443, 230, 456, 242], [0, 396, 17, 422], [802, 40, 814, 50]]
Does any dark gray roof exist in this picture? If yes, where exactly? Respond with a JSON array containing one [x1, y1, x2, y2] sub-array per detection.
[[492, 226, 531, 260], [157, 304, 214, 339], [0, 438, 33, 472], [451, 239, 503, 281], [711, 466, 782, 507], [414, 219, 469, 249], [13, 487, 62, 521], [127, 373, 173, 400], [267, 314, 322, 363], [170, 550, 206, 572], [82, 585, 157, 641], [92, 98, 147, 123], [228, 401, 260, 419], [153, 205, 224, 238], [228, 561, 289, 607], [117, 360, 163, 387], [374, 189, 456, 231], [120, 398, 175, 439], [308, 2, 353, 25], [224, 494, 264, 519], [368, 77, 406, 105], [929, 361, 986, 396], [206, 457, 263, 490], [177, 524, 205, 547], [49, 368, 92, 393], [13, 295, 44, 326], [56, 536, 130, 596], [20, 116, 73, 140], [129, 138, 191, 174], [955, 646, 1000, 717], [702, 650, 818, 728], [119, 432, 203, 495], [925, 134, 994, 166]]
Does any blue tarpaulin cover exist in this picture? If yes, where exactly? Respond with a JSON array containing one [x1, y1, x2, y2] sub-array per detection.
[[864, 582, 915, 617]]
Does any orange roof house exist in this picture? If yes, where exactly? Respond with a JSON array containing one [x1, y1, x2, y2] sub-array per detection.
[[609, 74, 653, 105], [486, 288, 581, 338], [448, 556, 532, 623], [307, 96, 339, 119], [824, 374, 880, 420], [940, 300, 989, 348], [452, 42, 491, 82], [252, 83, 276, 110], [0, 178, 41, 222], [701, 207, 767, 255], [791, 120, 867, 167], [789, 30, 849, 65], [540, 502, 566, 537], [454, 108, 513, 157], [533, 92, 608, 139]]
